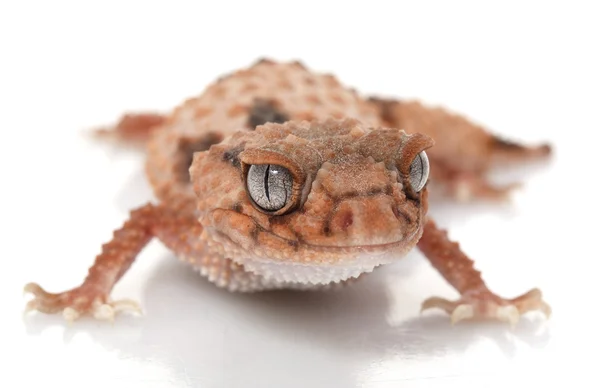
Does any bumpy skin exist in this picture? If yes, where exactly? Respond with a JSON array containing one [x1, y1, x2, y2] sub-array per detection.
[[25, 59, 551, 325], [191, 119, 432, 287]]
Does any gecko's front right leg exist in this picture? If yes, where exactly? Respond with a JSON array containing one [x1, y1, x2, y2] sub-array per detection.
[[24, 201, 205, 322]]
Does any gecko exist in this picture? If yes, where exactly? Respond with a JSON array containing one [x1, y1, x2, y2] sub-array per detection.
[[23, 59, 552, 326]]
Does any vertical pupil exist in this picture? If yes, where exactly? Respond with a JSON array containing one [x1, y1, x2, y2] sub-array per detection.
[[264, 164, 271, 201], [247, 163, 293, 212]]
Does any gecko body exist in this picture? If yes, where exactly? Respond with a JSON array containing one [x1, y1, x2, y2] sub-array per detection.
[[24, 59, 551, 325]]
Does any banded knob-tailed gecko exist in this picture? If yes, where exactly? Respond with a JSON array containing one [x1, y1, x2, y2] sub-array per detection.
[[24, 59, 552, 326]]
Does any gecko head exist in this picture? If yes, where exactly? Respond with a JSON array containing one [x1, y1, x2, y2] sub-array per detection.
[[190, 118, 434, 284]]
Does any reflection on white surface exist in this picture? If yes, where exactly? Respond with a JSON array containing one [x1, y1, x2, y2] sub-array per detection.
[[20, 252, 553, 388]]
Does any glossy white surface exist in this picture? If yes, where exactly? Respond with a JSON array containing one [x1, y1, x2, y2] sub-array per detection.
[[2, 1, 599, 387]]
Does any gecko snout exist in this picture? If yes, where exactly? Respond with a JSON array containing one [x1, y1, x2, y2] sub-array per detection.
[[326, 193, 419, 247]]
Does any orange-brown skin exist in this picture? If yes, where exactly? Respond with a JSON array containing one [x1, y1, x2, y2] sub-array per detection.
[[24, 59, 551, 325], [370, 98, 551, 200]]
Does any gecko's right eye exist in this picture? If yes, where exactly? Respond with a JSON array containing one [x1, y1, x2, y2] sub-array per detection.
[[246, 164, 293, 212]]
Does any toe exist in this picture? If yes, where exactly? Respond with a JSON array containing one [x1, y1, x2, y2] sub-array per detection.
[[23, 282, 51, 298], [63, 307, 80, 323], [451, 304, 475, 324], [496, 305, 520, 328], [92, 302, 115, 322], [511, 288, 552, 317], [421, 287, 551, 326], [111, 299, 143, 315], [23, 282, 141, 322], [421, 296, 457, 314]]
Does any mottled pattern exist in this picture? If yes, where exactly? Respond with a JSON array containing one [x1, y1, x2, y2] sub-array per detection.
[[190, 119, 433, 284], [369, 97, 551, 199], [24, 59, 552, 324], [145, 59, 381, 205]]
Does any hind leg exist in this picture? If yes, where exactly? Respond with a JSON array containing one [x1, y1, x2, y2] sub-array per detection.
[[427, 159, 520, 201], [94, 112, 167, 144], [369, 97, 551, 201]]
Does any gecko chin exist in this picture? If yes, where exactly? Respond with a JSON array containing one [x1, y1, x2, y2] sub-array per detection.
[[205, 207, 425, 285]]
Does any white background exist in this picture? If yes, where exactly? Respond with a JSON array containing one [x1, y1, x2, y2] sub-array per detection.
[[1, 1, 599, 387]]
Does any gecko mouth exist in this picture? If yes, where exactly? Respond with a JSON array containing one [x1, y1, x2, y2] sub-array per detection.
[[238, 228, 420, 285], [211, 208, 423, 254], [211, 207, 423, 249], [207, 209, 424, 284], [281, 229, 419, 251]]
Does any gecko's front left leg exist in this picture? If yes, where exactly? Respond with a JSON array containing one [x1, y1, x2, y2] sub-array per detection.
[[24, 200, 205, 322], [417, 218, 551, 325]]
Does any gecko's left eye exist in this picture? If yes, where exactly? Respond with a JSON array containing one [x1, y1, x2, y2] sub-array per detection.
[[409, 151, 429, 193], [246, 164, 293, 212]]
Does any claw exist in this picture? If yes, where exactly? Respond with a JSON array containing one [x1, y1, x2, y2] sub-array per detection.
[[23, 281, 142, 322], [23, 299, 38, 319], [450, 304, 474, 324], [63, 307, 80, 324], [420, 287, 551, 326], [24, 299, 36, 313], [540, 301, 552, 318], [23, 282, 44, 297], [23, 285, 31, 297], [110, 299, 143, 315], [497, 305, 520, 328], [93, 302, 115, 322], [420, 296, 459, 314]]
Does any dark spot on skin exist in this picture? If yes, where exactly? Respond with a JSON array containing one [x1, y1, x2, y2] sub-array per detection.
[[326, 193, 355, 204], [247, 98, 290, 129], [385, 184, 393, 196], [222, 144, 245, 168], [367, 188, 383, 196], [232, 203, 243, 213], [254, 57, 276, 66], [339, 211, 353, 230], [304, 76, 316, 86], [269, 215, 288, 226], [491, 135, 526, 150], [323, 225, 331, 236], [292, 60, 307, 69], [287, 240, 299, 252], [343, 191, 359, 199], [368, 97, 402, 126], [250, 227, 260, 241], [290, 229, 305, 245], [177, 132, 224, 182], [491, 136, 551, 157]]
